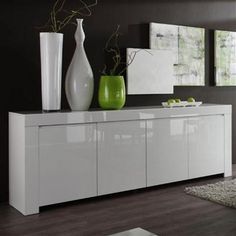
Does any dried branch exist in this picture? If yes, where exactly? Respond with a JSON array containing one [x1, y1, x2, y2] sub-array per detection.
[[38, 0, 97, 33], [102, 26, 149, 76], [102, 25, 122, 75], [118, 50, 140, 75], [118, 49, 152, 75], [75, 0, 98, 16]]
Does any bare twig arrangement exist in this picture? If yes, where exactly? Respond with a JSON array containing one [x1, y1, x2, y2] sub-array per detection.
[[39, 0, 97, 33], [102, 25, 141, 76]]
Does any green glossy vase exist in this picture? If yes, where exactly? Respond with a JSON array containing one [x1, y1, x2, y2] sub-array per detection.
[[98, 76, 126, 110]]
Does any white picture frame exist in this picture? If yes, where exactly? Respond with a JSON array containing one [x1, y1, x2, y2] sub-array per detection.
[[150, 22, 205, 86], [127, 48, 174, 95], [215, 30, 236, 86]]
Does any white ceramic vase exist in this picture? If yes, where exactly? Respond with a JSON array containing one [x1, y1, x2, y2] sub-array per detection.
[[65, 19, 94, 111], [40, 32, 63, 111]]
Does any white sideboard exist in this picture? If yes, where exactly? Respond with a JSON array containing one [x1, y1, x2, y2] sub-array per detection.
[[9, 104, 232, 215]]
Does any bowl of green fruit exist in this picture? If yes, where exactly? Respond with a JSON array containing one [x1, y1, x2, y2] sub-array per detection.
[[162, 97, 202, 108]]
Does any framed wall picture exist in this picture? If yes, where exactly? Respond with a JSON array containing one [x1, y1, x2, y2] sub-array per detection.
[[215, 30, 236, 86], [127, 48, 174, 95], [150, 22, 205, 86]]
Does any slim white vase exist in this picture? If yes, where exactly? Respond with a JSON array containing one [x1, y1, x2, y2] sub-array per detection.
[[65, 19, 94, 111], [40, 32, 63, 111]]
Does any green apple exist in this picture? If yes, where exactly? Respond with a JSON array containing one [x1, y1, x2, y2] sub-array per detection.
[[175, 98, 181, 103], [187, 97, 195, 103], [167, 99, 176, 105]]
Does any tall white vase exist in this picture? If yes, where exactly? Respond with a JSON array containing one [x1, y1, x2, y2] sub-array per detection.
[[40, 32, 63, 111], [65, 19, 94, 111]]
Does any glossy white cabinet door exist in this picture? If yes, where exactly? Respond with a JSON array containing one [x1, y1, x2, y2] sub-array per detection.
[[97, 121, 146, 195], [147, 118, 188, 186], [39, 124, 97, 206], [188, 115, 224, 178]]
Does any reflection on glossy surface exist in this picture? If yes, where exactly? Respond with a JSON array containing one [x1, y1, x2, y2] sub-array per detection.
[[170, 119, 187, 136], [17, 104, 231, 128], [188, 115, 224, 178], [97, 120, 146, 195], [147, 118, 188, 186], [66, 125, 96, 143], [39, 124, 97, 206]]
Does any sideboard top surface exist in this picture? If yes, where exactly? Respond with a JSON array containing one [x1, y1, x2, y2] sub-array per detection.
[[9, 104, 232, 127]]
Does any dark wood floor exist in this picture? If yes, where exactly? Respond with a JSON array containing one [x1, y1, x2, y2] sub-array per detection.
[[1, 166, 236, 236]]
